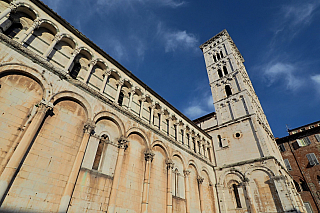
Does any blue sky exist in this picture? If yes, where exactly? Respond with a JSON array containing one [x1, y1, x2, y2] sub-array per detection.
[[41, 0, 320, 138]]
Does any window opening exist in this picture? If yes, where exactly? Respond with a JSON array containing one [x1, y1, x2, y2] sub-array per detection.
[[216, 53, 220, 60], [300, 179, 309, 191], [220, 51, 224, 58], [181, 129, 184, 144], [174, 125, 177, 140], [218, 69, 223, 78], [207, 148, 212, 162], [317, 176, 320, 185], [213, 55, 217, 62], [4, 22, 22, 39], [198, 141, 201, 154], [187, 134, 190, 147], [293, 180, 301, 192], [279, 144, 286, 152], [166, 119, 170, 136], [315, 134, 320, 142], [225, 85, 232, 97], [306, 153, 319, 166], [193, 138, 196, 153], [223, 66, 228, 75], [233, 184, 242, 208], [92, 135, 108, 170], [283, 159, 292, 171], [70, 62, 81, 79], [218, 135, 223, 147], [118, 91, 124, 106]]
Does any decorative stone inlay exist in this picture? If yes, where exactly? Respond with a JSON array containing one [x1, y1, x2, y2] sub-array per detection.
[[144, 149, 155, 162]]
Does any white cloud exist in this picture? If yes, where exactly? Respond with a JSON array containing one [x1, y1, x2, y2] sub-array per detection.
[[183, 93, 214, 119], [163, 30, 198, 52], [311, 74, 320, 93], [263, 62, 304, 91], [283, 3, 318, 27]]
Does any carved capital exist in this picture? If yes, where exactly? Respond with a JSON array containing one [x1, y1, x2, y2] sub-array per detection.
[[89, 59, 98, 67], [183, 170, 191, 177], [118, 136, 129, 150], [9, 2, 19, 12], [72, 48, 81, 56], [197, 176, 204, 184], [165, 159, 174, 170], [144, 149, 155, 162], [54, 33, 63, 42], [32, 18, 41, 29], [103, 69, 112, 77], [37, 100, 53, 112], [117, 79, 124, 86], [83, 120, 95, 134]]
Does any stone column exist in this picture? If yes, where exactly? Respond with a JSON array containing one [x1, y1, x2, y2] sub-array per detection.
[[242, 181, 257, 213], [83, 60, 97, 83], [184, 170, 191, 213], [149, 104, 155, 125], [197, 176, 204, 212], [0, 3, 18, 21], [166, 159, 174, 213], [18, 18, 41, 43], [139, 97, 146, 119], [175, 122, 180, 142], [141, 149, 155, 213], [114, 80, 124, 104], [58, 121, 95, 213], [128, 88, 135, 109], [0, 100, 53, 201], [159, 111, 164, 131], [100, 70, 111, 93], [43, 34, 62, 58], [107, 137, 129, 213], [65, 48, 80, 72]]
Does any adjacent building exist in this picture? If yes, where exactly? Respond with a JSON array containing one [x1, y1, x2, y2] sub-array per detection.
[[0, 0, 306, 212], [277, 121, 320, 213]]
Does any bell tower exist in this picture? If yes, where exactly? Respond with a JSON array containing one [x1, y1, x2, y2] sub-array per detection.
[[198, 30, 306, 213], [200, 29, 282, 164]]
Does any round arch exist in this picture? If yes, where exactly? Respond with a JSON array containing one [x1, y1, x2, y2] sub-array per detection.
[[76, 46, 94, 60], [171, 150, 187, 170], [93, 111, 125, 136], [201, 167, 213, 183], [15, 3, 39, 19], [0, 63, 52, 101], [151, 140, 169, 158], [49, 91, 92, 120], [245, 166, 275, 179], [59, 33, 77, 49], [38, 19, 59, 35], [188, 160, 200, 176], [218, 169, 245, 185], [126, 127, 149, 148]]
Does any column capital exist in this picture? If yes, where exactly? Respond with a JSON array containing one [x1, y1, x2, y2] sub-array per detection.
[[53, 33, 63, 42], [117, 79, 124, 86], [103, 69, 112, 77], [72, 48, 81, 56], [32, 18, 41, 29], [83, 120, 95, 134], [140, 96, 146, 102], [89, 59, 98, 67], [144, 149, 155, 162], [197, 176, 204, 184], [165, 159, 174, 169], [118, 136, 129, 150], [9, 2, 19, 12], [183, 170, 191, 177]]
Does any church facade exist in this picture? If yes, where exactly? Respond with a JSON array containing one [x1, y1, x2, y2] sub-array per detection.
[[0, 0, 306, 212]]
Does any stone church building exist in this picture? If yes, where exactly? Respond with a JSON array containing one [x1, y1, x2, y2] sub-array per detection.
[[0, 0, 307, 212]]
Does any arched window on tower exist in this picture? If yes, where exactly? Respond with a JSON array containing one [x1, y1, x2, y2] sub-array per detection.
[[216, 53, 220, 60], [218, 135, 222, 148], [4, 22, 23, 39], [233, 184, 242, 208], [213, 55, 217, 62], [218, 69, 223, 78], [118, 91, 124, 106], [70, 62, 81, 79], [225, 85, 232, 97], [223, 66, 228, 75], [187, 134, 190, 147], [207, 147, 212, 162], [192, 138, 196, 153], [317, 176, 320, 185], [92, 135, 108, 170], [220, 51, 224, 58]]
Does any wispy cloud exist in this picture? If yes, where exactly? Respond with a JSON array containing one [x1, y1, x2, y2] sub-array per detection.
[[311, 74, 320, 93], [183, 93, 214, 119], [273, 1, 320, 38], [263, 62, 304, 91], [157, 23, 198, 53]]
